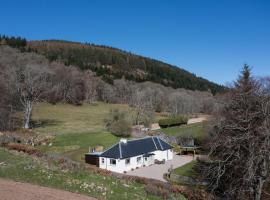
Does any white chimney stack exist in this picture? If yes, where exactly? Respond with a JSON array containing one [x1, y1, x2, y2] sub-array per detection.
[[120, 138, 127, 144]]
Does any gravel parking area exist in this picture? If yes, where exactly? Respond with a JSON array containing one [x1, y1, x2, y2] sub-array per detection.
[[126, 154, 195, 182]]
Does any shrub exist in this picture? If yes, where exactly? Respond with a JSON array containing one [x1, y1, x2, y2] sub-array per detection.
[[105, 109, 132, 137], [158, 116, 188, 128], [6, 143, 43, 156], [145, 183, 170, 199]]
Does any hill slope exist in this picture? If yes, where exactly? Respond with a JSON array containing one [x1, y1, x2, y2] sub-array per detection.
[[27, 40, 224, 94]]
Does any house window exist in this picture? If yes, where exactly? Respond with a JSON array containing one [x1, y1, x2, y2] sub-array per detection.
[[137, 156, 142, 163], [101, 158, 105, 164], [110, 159, 116, 165], [125, 158, 130, 165]]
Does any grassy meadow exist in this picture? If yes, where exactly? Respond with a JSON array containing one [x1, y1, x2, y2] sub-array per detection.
[[32, 102, 133, 135], [159, 122, 207, 140]]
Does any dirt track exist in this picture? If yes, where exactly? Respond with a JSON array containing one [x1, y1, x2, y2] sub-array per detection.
[[0, 178, 96, 200]]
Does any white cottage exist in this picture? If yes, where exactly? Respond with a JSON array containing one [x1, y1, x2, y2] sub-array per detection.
[[95, 136, 173, 173]]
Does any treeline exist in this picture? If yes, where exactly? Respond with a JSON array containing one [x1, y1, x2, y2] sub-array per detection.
[[0, 35, 27, 49], [0, 45, 216, 131], [0, 35, 225, 94]]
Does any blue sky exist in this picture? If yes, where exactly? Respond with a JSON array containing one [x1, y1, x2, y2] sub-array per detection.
[[1, 0, 269, 84]]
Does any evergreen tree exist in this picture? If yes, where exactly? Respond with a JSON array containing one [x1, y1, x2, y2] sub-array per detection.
[[202, 65, 270, 199]]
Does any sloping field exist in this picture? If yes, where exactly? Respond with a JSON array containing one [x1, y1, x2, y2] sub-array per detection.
[[32, 102, 133, 135]]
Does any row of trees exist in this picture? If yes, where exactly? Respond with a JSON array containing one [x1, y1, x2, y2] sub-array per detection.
[[0, 45, 216, 131], [0, 35, 27, 48]]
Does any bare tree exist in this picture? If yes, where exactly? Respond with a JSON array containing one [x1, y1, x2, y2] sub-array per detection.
[[201, 66, 270, 200], [84, 70, 99, 103], [10, 64, 51, 129], [47, 63, 85, 105], [131, 89, 154, 126]]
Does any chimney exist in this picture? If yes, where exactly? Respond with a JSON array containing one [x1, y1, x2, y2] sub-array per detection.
[[120, 138, 127, 144]]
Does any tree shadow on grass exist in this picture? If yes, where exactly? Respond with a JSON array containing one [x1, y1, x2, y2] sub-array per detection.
[[31, 119, 62, 128]]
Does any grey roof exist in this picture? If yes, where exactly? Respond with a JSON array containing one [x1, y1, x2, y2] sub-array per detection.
[[100, 136, 173, 159]]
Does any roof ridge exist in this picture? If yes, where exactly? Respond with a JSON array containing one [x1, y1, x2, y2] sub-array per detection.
[[152, 136, 158, 150], [124, 136, 152, 143], [157, 137, 164, 150], [119, 142, 122, 159], [159, 137, 173, 148]]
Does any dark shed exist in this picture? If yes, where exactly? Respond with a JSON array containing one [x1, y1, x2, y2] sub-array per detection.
[[85, 152, 102, 166]]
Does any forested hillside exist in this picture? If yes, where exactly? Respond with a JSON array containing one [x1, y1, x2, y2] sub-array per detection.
[[28, 40, 224, 93], [0, 35, 224, 94], [0, 45, 216, 131]]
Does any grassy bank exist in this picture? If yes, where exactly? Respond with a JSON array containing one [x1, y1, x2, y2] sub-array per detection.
[[172, 161, 198, 178]]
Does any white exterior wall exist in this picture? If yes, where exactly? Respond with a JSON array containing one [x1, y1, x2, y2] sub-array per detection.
[[99, 149, 173, 173], [154, 149, 173, 161]]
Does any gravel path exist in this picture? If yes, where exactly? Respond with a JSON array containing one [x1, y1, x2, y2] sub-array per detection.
[[0, 178, 96, 200], [126, 154, 195, 182]]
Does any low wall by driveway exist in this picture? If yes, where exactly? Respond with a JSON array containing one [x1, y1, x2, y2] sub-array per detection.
[[126, 154, 194, 182]]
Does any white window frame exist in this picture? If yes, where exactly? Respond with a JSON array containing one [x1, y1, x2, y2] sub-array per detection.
[[101, 158, 105, 164], [110, 159, 116, 165]]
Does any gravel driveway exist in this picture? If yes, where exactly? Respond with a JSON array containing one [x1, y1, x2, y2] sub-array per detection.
[[0, 179, 96, 200], [126, 154, 194, 182]]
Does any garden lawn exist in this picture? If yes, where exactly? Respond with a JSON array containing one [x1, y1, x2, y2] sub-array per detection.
[[172, 161, 198, 178], [0, 148, 173, 200]]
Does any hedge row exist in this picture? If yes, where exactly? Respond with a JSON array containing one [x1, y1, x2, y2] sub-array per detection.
[[158, 116, 188, 128]]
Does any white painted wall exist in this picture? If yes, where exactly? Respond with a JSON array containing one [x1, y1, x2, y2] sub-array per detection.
[[99, 149, 173, 173]]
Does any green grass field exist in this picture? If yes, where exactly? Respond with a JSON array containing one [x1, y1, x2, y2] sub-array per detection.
[[159, 123, 207, 140], [172, 161, 198, 178], [32, 102, 133, 135], [0, 148, 171, 200], [40, 132, 119, 162], [32, 102, 134, 162]]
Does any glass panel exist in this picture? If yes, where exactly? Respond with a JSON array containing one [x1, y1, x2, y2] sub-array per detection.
[[125, 158, 130, 165], [110, 159, 116, 165]]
